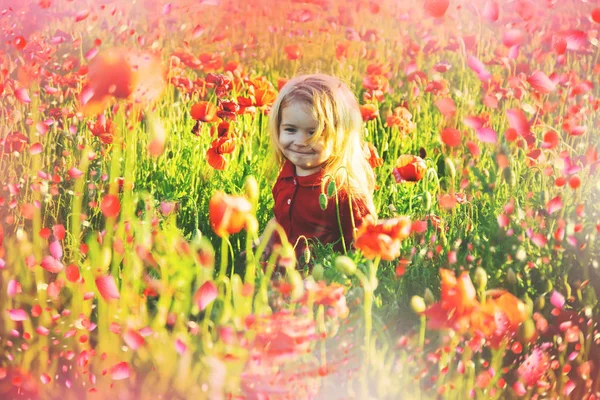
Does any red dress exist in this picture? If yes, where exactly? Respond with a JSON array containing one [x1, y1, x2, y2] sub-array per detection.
[[272, 159, 371, 262]]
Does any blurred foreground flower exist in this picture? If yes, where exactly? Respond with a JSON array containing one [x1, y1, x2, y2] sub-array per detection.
[[424, 269, 528, 346], [354, 215, 412, 260], [80, 49, 165, 115], [241, 311, 320, 399], [209, 191, 253, 237]]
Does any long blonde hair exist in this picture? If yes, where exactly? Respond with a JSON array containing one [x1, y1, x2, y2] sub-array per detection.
[[268, 74, 377, 217]]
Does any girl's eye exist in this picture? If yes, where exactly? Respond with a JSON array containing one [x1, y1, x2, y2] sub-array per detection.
[[284, 128, 296, 133], [308, 130, 315, 136]]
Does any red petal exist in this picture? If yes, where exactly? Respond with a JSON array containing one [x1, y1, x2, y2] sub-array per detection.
[[527, 71, 556, 94], [475, 127, 497, 143], [503, 29, 526, 47], [14, 88, 31, 103], [9, 309, 28, 321], [194, 280, 217, 311], [482, 1, 499, 22], [467, 56, 491, 81], [546, 196, 563, 214], [41, 256, 64, 273], [110, 362, 130, 380], [424, 0, 450, 18], [95, 275, 121, 301], [75, 10, 90, 22], [435, 98, 456, 117], [506, 108, 530, 136]]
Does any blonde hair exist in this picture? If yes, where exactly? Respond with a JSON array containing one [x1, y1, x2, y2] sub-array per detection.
[[268, 74, 377, 217]]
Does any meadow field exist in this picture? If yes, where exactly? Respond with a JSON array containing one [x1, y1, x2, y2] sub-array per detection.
[[0, 0, 599, 398]]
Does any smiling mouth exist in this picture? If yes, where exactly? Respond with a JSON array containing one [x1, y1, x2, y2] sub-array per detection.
[[291, 150, 314, 155]]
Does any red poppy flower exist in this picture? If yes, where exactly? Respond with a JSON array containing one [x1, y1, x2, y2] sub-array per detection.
[[354, 215, 412, 260], [440, 128, 462, 147], [364, 142, 383, 168], [284, 44, 303, 60], [424, 0, 449, 18], [2, 132, 29, 153], [190, 101, 218, 122], [209, 191, 252, 237], [393, 155, 427, 183], [360, 104, 379, 121], [206, 147, 227, 170], [88, 114, 115, 145], [100, 194, 121, 218]]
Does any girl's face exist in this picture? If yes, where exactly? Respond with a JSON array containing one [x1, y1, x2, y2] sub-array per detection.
[[279, 102, 332, 176]]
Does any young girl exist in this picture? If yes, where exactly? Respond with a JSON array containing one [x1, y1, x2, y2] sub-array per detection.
[[263, 73, 377, 266]]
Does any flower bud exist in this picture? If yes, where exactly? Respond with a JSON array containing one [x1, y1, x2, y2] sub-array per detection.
[[410, 295, 426, 314], [423, 288, 435, 306], [335, 255, 356, 276], [535, 295, 545, 310], [302, 246, 311, 265], [288, 270, 304, 301], [244, 175, 259, 203], [444, 157, 456, 181], [319, 193, 328, 210], [506, 267, 517, 287], [312, 263, 324, 281], [518, 319, 536, 344], [474, 267, 487, 291], [327, 180, 337, 197]]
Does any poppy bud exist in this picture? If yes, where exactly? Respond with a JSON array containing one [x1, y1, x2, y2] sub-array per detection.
[[327, 180, 337, 197], [474, 267, 487, 292], [423, 288, 434, 306], [423, 191, 432, 211], [410, 295, 426, 314], [335, 255, 356, 276], [288, 269, 304, 301], [506, 267, 517, 287], [444, 157, 456, 181], [244, 175, 259, 203], [303, 246, 311, 265], [518, 319, 536, 344], [312, 263, 324, 281], [319, 193, 328, 210], [535, 295, 545, 310]]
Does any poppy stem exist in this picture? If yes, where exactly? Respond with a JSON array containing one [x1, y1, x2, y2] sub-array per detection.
[[218, 235, 229, 278]]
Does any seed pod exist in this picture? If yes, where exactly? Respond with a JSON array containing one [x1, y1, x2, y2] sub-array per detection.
[[312, 263, 324, 281], [423, 288, 435, 306], [410, 295, 426, 314], [303, 246, 311, 265], [474, 267, 488, 291], [327, 180, 337, 197], [319, 193, 328, 210], [524, 295, 533, 317], [335, 255, 356, 276]]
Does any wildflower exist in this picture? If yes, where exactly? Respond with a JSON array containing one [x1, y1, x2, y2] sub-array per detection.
[[360, 103, 379, 122], [284, 44, 303, 60], [393, 155, 427, 183], [354, 215, 412, 260], [190, 101, 219, 122], [208, 191, 252, 237], [364, 142, 383, 168], [88, 114, 115, 145]]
